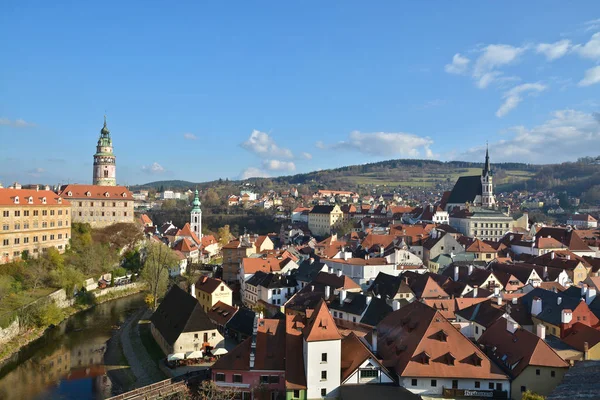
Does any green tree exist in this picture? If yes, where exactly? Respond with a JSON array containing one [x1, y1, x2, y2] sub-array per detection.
[[203, 189, 221, 208], [333, 219, 355, 237], [49, 266, 84, 297], [141, 242, 178, 310], [122, 249, 143, 272], [0, 275, 15, 302], [521, 391, 545, 400], [217, 225, 232, 247]]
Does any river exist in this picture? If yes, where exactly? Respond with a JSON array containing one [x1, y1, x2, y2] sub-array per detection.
[[0, 293, 147, 400]]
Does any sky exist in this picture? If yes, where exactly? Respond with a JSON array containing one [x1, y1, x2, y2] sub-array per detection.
[[1, 1, 600, 186]]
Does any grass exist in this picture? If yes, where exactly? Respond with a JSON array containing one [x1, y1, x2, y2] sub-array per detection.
[[0, 287, 55, 314], [138, 320, 166, 363]]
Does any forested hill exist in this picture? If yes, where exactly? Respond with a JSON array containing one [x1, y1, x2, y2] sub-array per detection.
[[133, 157, 600, 200]]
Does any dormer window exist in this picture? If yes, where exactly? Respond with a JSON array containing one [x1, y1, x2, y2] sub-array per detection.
[[42, 197, 47, 204], [104, 192, 110, 197], [420, 352, 431, 364], [67, 191, 72, 197], [86, 191, 91, 197], [472, 353, 483, 367], [57, 198, 62, 204], [437, 330, 448, 342], [445, 352, 456, 366], [28, 196, 33, 204], [122, 193, 127, 198], [13, 196, 19, 204]]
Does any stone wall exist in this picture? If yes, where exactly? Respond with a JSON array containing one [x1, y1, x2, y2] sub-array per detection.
[[48, 289, 74, 309], [94, 282, 143, 298], [0, 319, 19, 345]]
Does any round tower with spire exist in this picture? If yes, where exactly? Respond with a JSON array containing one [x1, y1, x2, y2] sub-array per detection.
[[480, 144, 496, 208], [93, 116, 117, 186], [190, 189, 202, 239]]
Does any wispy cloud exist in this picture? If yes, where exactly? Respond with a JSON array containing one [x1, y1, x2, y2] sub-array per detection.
[[573, 32, 600, 60], [317, 131, 434, 158], [444, 53, 470, 75], [141, 162, 165, 174], [263, 159, 296, 172], [301, 152, 313, 160], [0, 118, 36, 128], [183, 133, 197, 140], [240, 167, 270, 180], [496, 83, 547, 117], [473, 44, 527, 88], [536, 40, 572, 61], [584, 18, 600, 32], [27, 168, 45, 178], [579, 66, 600, 86]]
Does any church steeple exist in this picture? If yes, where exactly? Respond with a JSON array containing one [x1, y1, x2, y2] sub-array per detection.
[[480, 144, 495, 208], [483, 143, 492, 177], [190, 189, 202, 239]]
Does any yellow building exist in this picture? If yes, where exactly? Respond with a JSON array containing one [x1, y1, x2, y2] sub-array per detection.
[[222, 234, 273, 283], [0, 187, 71, 264], [58, 184, 134, 228], [194, 276, 233, 312], [308, 204, 343, 236]]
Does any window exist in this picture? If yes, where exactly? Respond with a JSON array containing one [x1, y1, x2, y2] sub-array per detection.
[[551, 370, 556, 377], [194, 334, 198, 339], [321, 389, 327, 397], [360, 370, 378, 379], [2, 211, 8, 217], [293, 390, 300, 398], [431, 379, 437, 387], [536, 369, 540, 375], [411, 379, 418, 386], [33, 236, 38, 242], [269, 376, 279, 384], [475, 381, 480, 388], [14, 210, 20, 217], [496, 383, 503, 391], [321, 353, 327, 362], [333, 311, 338, 317], [24, 210, 30, 217], [233, 374, 242, 383], [521, 386, 526, 393], [321, 371, 327, 380], [42, 235, 47, 241], [488, 383, 494, 390], [14, 238, 19, 245], [452, 380, 458, 389], [42, 210, 47, 216], [475, 326, 479, 334], [50, 235, 55, 240], [24, 237, 29, 244], [50, 210, 55, 216], [260, 376, 269, 384], [215, 373, 225, 382], [2, 239, 8, 246]]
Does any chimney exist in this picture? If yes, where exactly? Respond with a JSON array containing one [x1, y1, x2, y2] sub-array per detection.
[[512, 297, 518, 305], [497, 296, 502, 306], [325, 285, 331, 300], [337, 269, 342, 277], [311, 285, 314, 292], [586, 287, 597, 305], [557, 297, 562, 305], [507, 319, 519, 334], [309, 258, 314, 265], [561, 309, 573, 324], [392, 299, 400, 311], [454, 266, 459, 282], [531, 297, 542, 316], [581, 285, 588, 297], [473, 285, 478, 298], [551, 252, 555, 260], [371, 328, 378, 353], [190, 283, 196, 298], [329, 267, 334, 274], [468, 265, 474, 276], [340, 289, 347, 305], [536, 324, 546, 340], [584, 342, 590, 360], [566, 255, 570, 260], [366, 295, 372, 305], [494, 287, 500, 296]]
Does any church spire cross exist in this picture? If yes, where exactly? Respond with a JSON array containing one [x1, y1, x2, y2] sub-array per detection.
[[483, 142, 492, 177]]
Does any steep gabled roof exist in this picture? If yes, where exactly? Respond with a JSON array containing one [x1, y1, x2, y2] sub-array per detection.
[[446, 175, 482, 205], [313, 271, 361, 291], [195, 276, 228, 294], [176, 223, 201, 245], [150, 285, 216, 346], [535, 227, 592, 252], [340, 332, 391, 382], [303, 299, 342, 342], [285, 313, 307, 389], [562, 322, 600, 352]]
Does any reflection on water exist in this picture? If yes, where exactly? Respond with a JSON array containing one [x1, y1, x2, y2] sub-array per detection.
[[0, 293, 146, 400]]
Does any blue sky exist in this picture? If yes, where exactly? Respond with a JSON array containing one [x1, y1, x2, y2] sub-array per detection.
[[1, 1, 600, 185]]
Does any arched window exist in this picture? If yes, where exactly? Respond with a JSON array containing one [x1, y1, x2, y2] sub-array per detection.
[[195, 217, 198, 223], [104, 170, 109, 178]]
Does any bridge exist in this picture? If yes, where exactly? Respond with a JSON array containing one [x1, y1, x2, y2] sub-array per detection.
[[106, 370, 206, 400]]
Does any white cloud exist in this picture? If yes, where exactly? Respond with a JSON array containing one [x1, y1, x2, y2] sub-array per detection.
[[584, 19, 600, 32], [574, 32, 600, 59], [473, 44, 527, 88], [240, 167, 270, 180], [183, 133, 197, 140], [0, 118, 36, 127], [27, 168, 45, 178], [263, 159, 296, 172], [536, 40, 572, 61], [301, 152, 313, 160], [496, 83, 547, 117], [459, 109, 600, 163], [142, 162, 165, 174], [241, 130, 293, 159], [318, 131, 434, 158], [579, 66, 600, 86], [444, 53, 470, 74]]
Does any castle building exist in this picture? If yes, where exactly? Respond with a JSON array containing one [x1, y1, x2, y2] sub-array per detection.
[[93, 116, 116, 186], [0, 187, 71, 264], [444, 146, 497, 211], [190, 189, 202, 239]]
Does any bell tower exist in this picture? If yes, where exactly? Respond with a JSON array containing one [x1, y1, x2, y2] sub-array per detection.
[[480, 144, 495, 208], [191, 189, 202, 239], [93, 116, 117, 186]]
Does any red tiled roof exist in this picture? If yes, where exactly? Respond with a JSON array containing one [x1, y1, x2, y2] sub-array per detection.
[[0, 188, 70, 206], [242, 257, 283, 274], [562, 322, 600, 352], [340, 332, 388, 382], [59, 184, 132, 200], [195, 276, 229, 294], [285, 313, 307, 389], [176, 223, 201, 245], [207, 301, 237, 326], [303, 299, 342, 342], [139, 214, 152, 224], [201, 235, 218, 247], [466, 239, 497, 253], [172, 238, 197, 253]]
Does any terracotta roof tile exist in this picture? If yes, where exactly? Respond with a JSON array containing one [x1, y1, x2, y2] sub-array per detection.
[[195, 276, 228, 294], [303, 299, 343, 342], [59, 184, 132, 200], [0, 188, 70, 206]]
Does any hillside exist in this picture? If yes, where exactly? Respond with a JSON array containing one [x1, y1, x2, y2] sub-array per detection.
[[133, 157, 600, 202]]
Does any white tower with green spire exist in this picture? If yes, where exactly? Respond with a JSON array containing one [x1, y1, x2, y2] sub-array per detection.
[[93, 116, 117, 186], [191, 189, 202, 239]]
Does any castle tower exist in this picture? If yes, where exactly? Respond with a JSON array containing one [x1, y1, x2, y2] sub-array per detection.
[[92, 116, 116, 186], [480, 145, 495, 208], [191, 189, 202, 239]]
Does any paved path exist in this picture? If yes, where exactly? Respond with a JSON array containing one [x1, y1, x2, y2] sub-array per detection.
[[120, 308, 162, 387]]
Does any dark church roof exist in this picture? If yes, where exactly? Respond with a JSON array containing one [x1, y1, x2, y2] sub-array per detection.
[[446, 175, 482, 205], [150, 285, 216, 346]]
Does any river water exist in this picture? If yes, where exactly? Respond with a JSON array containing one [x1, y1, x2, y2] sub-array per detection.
[[0, 293, 146, 400]]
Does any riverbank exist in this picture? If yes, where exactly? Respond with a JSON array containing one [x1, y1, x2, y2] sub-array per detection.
[[0, 284, 147, 368]]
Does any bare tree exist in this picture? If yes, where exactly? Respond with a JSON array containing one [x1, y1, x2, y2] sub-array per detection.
[[141, 241, 179, 310]]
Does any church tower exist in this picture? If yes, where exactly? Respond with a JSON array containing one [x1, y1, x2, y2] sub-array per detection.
[[480, 145, 496, 208], [93, 116, 117, 186], [191, 189, 202, 239]]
